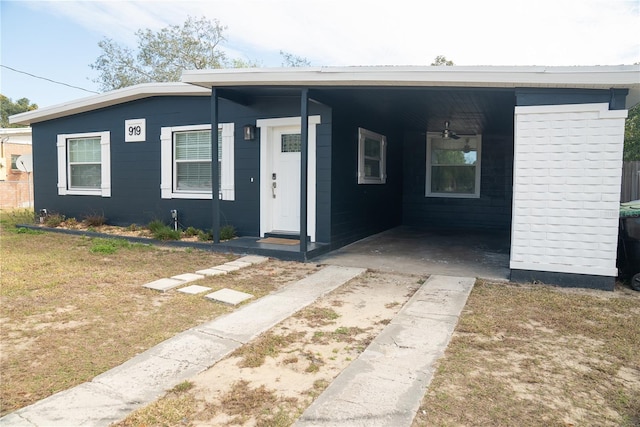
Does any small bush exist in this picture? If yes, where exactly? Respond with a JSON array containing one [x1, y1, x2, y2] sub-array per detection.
[[64, 217, 79, 228], [83, 212, 107, 227], [44, 213, 64, 228], [149, 223, 181, 241], [147, 219, 166, 233], [220, 225, 236, 241], [126, 223, 139, 231], [197, 230, 212, 241], [184, 226, 200, 237]]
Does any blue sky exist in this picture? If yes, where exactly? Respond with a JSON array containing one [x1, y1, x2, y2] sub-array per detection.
[[1, 0, 639, 109]]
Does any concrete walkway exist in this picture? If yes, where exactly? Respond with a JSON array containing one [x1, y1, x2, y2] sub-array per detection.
[[1, 269, 474, 427], [0, 265, 366, 427], [295, 275, 474, 426]]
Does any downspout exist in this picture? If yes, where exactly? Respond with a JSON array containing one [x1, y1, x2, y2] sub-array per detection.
[[211, 88, 220, 243], [300, 88, 309, 255]]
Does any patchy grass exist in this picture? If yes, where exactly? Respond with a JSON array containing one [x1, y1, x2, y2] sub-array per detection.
[[413, 280, 640, 427], [0, 211, 318, 416], [232, 331, 305, 368], [295, 306, 340, 327]]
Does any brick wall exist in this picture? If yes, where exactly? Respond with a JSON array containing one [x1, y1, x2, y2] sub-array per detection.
[[0, 138, 33, 209], [511, 103, 627, 277]]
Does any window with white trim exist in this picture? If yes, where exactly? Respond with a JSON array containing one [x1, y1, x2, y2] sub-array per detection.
[[426, 134, 481, 198], [357, 128, 386, 184], [56, 131, 111, 197], [160, 123, 234, 200]]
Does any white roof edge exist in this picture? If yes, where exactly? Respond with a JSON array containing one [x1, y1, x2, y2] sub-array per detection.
[[182, 65, 640, 88], [9, 82, 210, 125], [10, 66, 640, 125]]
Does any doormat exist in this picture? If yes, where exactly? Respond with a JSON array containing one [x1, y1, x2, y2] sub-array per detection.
[[257, 237, 300, 245]]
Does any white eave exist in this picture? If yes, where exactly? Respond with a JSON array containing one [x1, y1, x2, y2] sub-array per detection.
[[10, 66, 640, 125], [183, 65, 640, 107], [183, 65, 640, 88], [9, 82, 210, 125]]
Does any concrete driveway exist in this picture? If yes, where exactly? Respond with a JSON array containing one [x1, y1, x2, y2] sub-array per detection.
[[316, 225, 511, 281]]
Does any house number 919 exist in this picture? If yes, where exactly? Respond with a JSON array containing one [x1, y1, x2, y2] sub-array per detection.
[[124, 119, 146, 142]]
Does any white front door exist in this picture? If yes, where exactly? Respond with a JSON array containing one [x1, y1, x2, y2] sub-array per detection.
[[257, 116, 321, 242], [272, 126, 301, 232]]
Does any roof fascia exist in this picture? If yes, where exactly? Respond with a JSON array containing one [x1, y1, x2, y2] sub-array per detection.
[[182, 65, 640, 90], [9, 83, 210, 125]]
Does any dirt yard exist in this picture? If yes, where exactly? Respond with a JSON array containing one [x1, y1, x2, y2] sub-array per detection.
[[116, 271, 422, 426], [2, 210, 639, 426]]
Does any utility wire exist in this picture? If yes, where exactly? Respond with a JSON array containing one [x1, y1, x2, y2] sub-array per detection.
[[1, 64, 100, 94]]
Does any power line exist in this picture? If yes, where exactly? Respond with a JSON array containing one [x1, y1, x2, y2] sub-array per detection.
[[1, 64, 100, 94]]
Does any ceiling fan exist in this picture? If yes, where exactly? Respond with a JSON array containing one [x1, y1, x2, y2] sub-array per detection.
[[441, 121, 460, 140]]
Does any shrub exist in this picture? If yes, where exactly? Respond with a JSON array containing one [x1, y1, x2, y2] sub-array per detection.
[[154, 227, 182, 241], [83, 212, 107, 227], [44, 213, 64, 228], [64, 217, 79, 228], [198, 230, 212, 241], [184, 226, 200, 237], [221, 225, 236, 241], [147, 221, 181, 240], [147, 219, 166, 233]]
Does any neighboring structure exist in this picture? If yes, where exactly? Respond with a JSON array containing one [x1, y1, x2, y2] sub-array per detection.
[[10, 65, 640, 290], [0, 127, 33, 209]]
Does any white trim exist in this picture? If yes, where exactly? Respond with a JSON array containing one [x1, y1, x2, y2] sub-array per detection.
[[515, 102, 629, 118], [425, 133, 482, 198], [257, 115, 321, 242], [357, 128, 387, 184], [183, 65, 639, 88], [10, 83, 210, 125], [56, 131, 111, 197], [160, 123, 234, 200], [11, 65, 639, 126]]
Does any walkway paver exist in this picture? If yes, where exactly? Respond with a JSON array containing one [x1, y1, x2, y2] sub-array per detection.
[[205, 288, 253, 305]]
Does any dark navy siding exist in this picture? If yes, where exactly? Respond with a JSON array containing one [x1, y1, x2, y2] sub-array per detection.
[[31, 95, 331, 239], [402, 131, 514, 231], [329, 111, 403, 248]]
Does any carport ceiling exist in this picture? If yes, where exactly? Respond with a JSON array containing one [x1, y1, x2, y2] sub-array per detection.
[[314, 87, 516, 135], [221, 86, 516, 135]]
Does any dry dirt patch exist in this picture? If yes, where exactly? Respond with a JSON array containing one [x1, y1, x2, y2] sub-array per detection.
[[117, 271, 423, 426]]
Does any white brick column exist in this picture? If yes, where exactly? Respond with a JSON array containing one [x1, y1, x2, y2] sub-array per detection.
[[511, 103, 628, 278]]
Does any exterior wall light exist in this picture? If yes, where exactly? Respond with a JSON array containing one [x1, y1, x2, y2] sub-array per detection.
[[243, 124, 256, 141]]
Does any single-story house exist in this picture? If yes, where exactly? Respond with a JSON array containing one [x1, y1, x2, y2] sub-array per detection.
[[10, 65, 640, 290]]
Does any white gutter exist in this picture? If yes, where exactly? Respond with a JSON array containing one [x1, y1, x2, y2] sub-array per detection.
[[182, 65, 640, 88], [9, 82, 210, 125]]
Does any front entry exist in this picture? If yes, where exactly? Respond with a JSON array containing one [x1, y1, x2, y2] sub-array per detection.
[[271, 126, 301, 232], [257, 116, 320, 242]]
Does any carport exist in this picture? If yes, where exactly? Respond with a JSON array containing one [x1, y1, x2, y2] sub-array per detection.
[[183, 65, 638, 289], [316, 225, 511, 280]]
